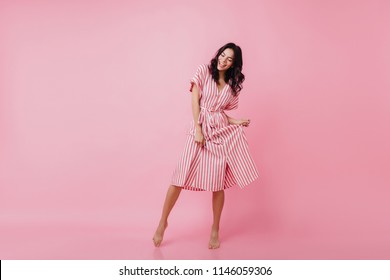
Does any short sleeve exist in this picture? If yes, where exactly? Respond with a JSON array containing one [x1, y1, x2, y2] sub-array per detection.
[[189, 64, 207, 95], [224, 94, 240, 110]]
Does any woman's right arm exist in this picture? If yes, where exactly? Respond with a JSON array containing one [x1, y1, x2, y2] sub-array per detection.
[[191, 84, 205, 146]]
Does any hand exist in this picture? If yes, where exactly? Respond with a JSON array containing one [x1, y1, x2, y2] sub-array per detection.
[[232, 119, 250, 127], [195, 129, 205, 146]]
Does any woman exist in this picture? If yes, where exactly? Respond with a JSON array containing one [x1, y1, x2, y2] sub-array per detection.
[[153, 42, 259, 249]]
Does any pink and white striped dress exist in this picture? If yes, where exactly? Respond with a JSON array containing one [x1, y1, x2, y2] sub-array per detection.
[[171, 64, 259, 191]]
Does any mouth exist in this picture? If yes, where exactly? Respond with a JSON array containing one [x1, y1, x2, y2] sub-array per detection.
[[218, 61, 227, 68]]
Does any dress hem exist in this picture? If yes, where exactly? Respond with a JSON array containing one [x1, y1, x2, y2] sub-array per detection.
[[171, 174, 259, 192]]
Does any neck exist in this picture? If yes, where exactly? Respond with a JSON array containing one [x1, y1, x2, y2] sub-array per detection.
[[219, 71, 226, 80]]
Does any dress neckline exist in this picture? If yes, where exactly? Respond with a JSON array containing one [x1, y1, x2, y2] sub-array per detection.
[[216, 82, 228, 94]]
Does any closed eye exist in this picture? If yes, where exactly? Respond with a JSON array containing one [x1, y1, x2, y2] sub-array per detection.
[[222, 52, 233, 62]]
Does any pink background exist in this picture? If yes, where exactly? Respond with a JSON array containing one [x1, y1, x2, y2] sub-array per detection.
[[1, 0, 390, 259]]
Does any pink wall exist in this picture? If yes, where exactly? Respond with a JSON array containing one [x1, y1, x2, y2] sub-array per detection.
[[1, 0, 390, 258]]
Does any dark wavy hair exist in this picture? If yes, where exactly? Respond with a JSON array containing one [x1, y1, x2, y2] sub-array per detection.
[[209, 42, 245, 96]]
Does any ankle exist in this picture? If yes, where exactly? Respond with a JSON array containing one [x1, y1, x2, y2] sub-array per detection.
[[211, 225, 219, 232], [159, 220, 168, 228]]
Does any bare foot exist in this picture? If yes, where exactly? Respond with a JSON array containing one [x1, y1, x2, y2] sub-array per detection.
[[208, 228, 220, 249], [153, 222, 168, 247]]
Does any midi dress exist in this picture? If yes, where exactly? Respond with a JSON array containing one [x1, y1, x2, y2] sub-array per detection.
[[171, 64, 259, 191]]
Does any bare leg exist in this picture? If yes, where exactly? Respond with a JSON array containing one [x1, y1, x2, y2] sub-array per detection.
[[153, 185, 182, 247], [209, 190, 224, 249]]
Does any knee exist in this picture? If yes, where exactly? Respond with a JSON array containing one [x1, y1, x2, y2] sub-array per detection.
[[170, 185, 182, 192], [212, 190, 224, 197]]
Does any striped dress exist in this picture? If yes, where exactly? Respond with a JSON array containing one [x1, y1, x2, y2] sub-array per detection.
[[171, 64, 259, 191]]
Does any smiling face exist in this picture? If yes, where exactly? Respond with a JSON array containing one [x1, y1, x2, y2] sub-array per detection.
[[217, 48, 235, 72]]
